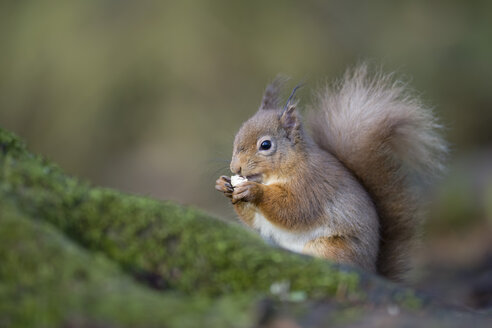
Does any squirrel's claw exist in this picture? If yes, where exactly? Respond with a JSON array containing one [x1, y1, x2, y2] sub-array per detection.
[[215, 176, 234, 198]]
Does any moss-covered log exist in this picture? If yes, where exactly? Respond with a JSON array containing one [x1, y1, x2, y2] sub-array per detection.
[[0, 127, 488, 327], [0, 128, 363, 299], [0, 204, 254, 328]]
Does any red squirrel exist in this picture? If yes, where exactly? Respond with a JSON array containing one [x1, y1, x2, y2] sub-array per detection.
[[215, 65, 446, 280]]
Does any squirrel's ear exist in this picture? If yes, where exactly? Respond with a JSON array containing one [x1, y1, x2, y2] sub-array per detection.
[[259, 77, 285, 110], [280, 105, 301, 139]]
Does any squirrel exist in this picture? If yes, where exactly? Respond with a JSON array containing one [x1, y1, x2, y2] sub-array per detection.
[[215, 65, 447, 280]]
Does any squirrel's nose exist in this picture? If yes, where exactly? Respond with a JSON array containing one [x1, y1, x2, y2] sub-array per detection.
[[230, 160, 242, 175]]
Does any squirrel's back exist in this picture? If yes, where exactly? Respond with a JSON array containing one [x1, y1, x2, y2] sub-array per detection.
[[309, 65, 447, 280]]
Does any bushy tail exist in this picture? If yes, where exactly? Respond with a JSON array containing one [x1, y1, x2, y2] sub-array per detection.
[[309, 65, 447, 280]]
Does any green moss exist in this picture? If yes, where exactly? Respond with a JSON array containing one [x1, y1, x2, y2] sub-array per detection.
[[0, 127, 362, 299], [393, 290, 422, 311], [0, 203, 254, 328], [0, 129, 27, 158]]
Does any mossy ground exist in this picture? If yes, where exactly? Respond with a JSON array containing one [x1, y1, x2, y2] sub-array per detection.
[[0, 204, 253, 328], [0, 128, 360, 298], [0, 127, 488, 327]]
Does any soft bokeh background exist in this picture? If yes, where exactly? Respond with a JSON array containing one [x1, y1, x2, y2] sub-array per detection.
[[1, 0, 491, 308]]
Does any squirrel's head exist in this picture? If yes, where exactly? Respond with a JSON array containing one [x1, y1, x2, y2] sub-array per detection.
[[231, 79, 307, 183]]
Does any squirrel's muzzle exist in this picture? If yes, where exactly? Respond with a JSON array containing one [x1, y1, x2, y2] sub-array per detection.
[[230, 158, 242, 175]]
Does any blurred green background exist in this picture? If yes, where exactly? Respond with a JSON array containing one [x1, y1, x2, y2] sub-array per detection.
[[1, 0, 491, 307]]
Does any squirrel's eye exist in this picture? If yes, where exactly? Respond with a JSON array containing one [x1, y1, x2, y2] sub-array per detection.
[[260, 140, 272, 150]]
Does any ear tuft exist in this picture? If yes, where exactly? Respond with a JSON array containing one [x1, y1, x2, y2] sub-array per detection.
[[259, 76, 286, 110], [280, 105, 301, 135]]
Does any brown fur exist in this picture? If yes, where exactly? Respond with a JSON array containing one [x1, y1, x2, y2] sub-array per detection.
[[232, 202, 256, 226], [303, 236, 357, 265], [215, 66, 446, 280]]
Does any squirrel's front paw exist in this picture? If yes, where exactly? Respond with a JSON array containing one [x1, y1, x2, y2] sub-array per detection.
[[215, 176, 233, 198], [232, 181, 262, 204]]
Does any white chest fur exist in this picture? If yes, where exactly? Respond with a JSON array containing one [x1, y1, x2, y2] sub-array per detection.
[[252, 211, 330, 254]]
